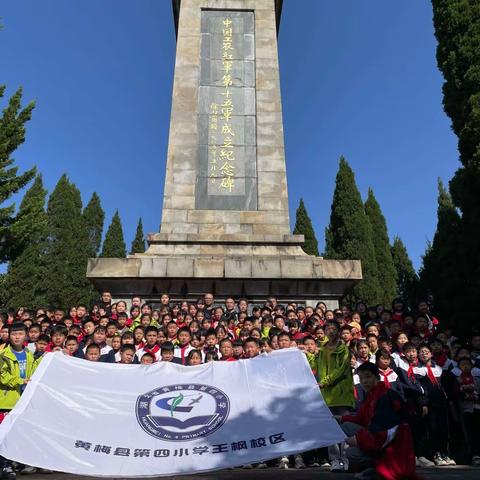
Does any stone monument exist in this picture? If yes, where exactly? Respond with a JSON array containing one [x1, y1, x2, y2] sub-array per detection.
[[87, 0, 362, 305]]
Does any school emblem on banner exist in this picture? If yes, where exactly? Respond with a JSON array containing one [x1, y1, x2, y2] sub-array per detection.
[[136, 384, 230, 441]]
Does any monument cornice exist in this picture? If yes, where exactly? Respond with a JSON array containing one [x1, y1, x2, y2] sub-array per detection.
[[172, 0, 283, 38]]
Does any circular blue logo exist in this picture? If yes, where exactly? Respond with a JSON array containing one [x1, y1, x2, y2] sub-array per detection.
[[136, 384, 230, 441]]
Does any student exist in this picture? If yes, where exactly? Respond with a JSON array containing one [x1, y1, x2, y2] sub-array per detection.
[[136, 326, 161, 362], [34, 334, 50, 360], [454, 356, 480, 464], [417, 343, 455, 466], [46, 325, 68, 352], [219, 339, 236, 361], [160, 342, 181, 364], [140, 352, 155, 365], [26, 324, 41, 353], [64, 335, 79, 356], [186, 349, 203, 366], [174, 327, 194, 364], [337, 362, 415, 480], [85, 343, 101, 362], [375, 349, 404, 399], [316, 321, 354, 472], [118, 345, 136, 364]]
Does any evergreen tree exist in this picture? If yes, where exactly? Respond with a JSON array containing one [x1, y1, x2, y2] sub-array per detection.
[[102, 210, 126, 258], [431, 1, 480, 318], [0, 86, 36, 260], [293, 198, 319, 256], [391, 236, 418, 308], [364, 188, 397, 305], [3, 175, 48, 308], [325, 157, 381, 304], [43, 175, 92, 308], [419, 179, 464, 326], [83, 192, 104, 257], [130, 217, 146, 255]]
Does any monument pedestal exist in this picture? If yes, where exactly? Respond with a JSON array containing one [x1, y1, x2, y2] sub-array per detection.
[[87, 232, 361, 305], [87, 0, 362, 305]]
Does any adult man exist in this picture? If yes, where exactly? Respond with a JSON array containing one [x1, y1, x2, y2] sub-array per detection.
[[317, 321, 354, 472]]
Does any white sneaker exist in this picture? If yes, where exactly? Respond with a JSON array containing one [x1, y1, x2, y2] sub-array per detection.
[[277, 456, 289, 469], [20, 466, 37, 474], [417, 456, 435, 467], [294, 455, 306, 469], [256, 462, 268, 469], [442, 455, 456, 466], [433, 453, 447, 466], [330, 459, 343, 473], [342, 458, 350, 472], [242, 464, 253, 469], [472, 455, 480, 465]]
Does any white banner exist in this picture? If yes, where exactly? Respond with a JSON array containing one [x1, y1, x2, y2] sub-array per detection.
[[0, 349, 344, 477]]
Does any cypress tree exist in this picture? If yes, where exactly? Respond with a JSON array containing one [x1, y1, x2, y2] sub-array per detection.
[[431, 1, 480, 319], [130, 217, 146, 255], [293, 198, 319, 256], [3, 175, 48, 308], [83, 192, 105, 257], [0, 86, 36, 260], [102, 211, 126, 258], [419, 179, 464, 326], [391, 236, 418, 308], [364, 188, 397, 305], [43, 175, 92, 308], [325, 157, 381, 305]]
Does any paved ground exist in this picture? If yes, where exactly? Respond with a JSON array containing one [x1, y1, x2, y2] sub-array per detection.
[[18, 466, 479, 479]]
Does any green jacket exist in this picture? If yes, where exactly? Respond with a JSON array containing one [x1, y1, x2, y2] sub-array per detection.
[[316, 341, 354, 408], [0, 346, 38, 411]]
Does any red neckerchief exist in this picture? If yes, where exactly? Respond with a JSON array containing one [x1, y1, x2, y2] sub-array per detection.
[[144, 344, 160, 355], [460, 371, 474, 386], [433, 352, 448, 367], [407, 360, 417, 381], [178, 344, 189, 364], [136, 341, 145, 351], [380, 368, 393, 388], [425, 363, 439, 386]]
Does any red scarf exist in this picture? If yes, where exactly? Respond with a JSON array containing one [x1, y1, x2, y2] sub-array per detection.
[[460, 371, 474, 387], [380, 368, 393, 388], [433, 352, 449, 367], [407, 360, 417, 381], [426, 364, 439, 386]]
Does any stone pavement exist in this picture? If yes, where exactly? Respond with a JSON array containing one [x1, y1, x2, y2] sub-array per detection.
[[20, 466, 478, 479]]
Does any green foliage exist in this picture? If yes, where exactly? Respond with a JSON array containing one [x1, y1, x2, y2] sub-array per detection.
[[364, 188, 397, 305], [130, 217, 146, 255], [0, 86, 36, 259], [432, 0, 480, 324], [419, 179, 464, 325], [325, 157, 381, 304], [83, 192, 104, 257], [43, 174, 93, 308], [102, 210, 126, 258], [293, 198, 319, 256], [3, 175, 48, 308], [391, 236, 418, 308]]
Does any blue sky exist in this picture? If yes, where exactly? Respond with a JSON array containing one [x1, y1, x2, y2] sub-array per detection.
[[0, 1, 458, 270]]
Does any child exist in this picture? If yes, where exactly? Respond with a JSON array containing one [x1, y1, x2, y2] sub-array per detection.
[[186, 349, 203, 366], [85, 343, 101, 362], [140, 352, 155, 365], [416, 343, 455, 466], [34, 334, 50, 360], [160, 342, 181, 364], [118, 344, 136, 364], [64, 335, 79, 356], [454, 356, 480, 464], [136, 326, 161, 362], [174, 327, 194, 364], [375, 349, 403, 398], [26, 324, 41, 353]]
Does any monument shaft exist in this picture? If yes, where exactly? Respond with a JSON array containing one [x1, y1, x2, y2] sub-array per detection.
[[87, 0, 362, 304]]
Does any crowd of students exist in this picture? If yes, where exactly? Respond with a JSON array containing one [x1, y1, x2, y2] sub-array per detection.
[[0, 292, 479, 479]]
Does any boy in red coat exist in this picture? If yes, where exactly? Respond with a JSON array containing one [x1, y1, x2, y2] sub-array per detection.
[[337, 362, 418, 480]]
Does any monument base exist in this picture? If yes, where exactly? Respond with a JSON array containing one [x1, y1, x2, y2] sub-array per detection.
[[87, 233, 362, 306]]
